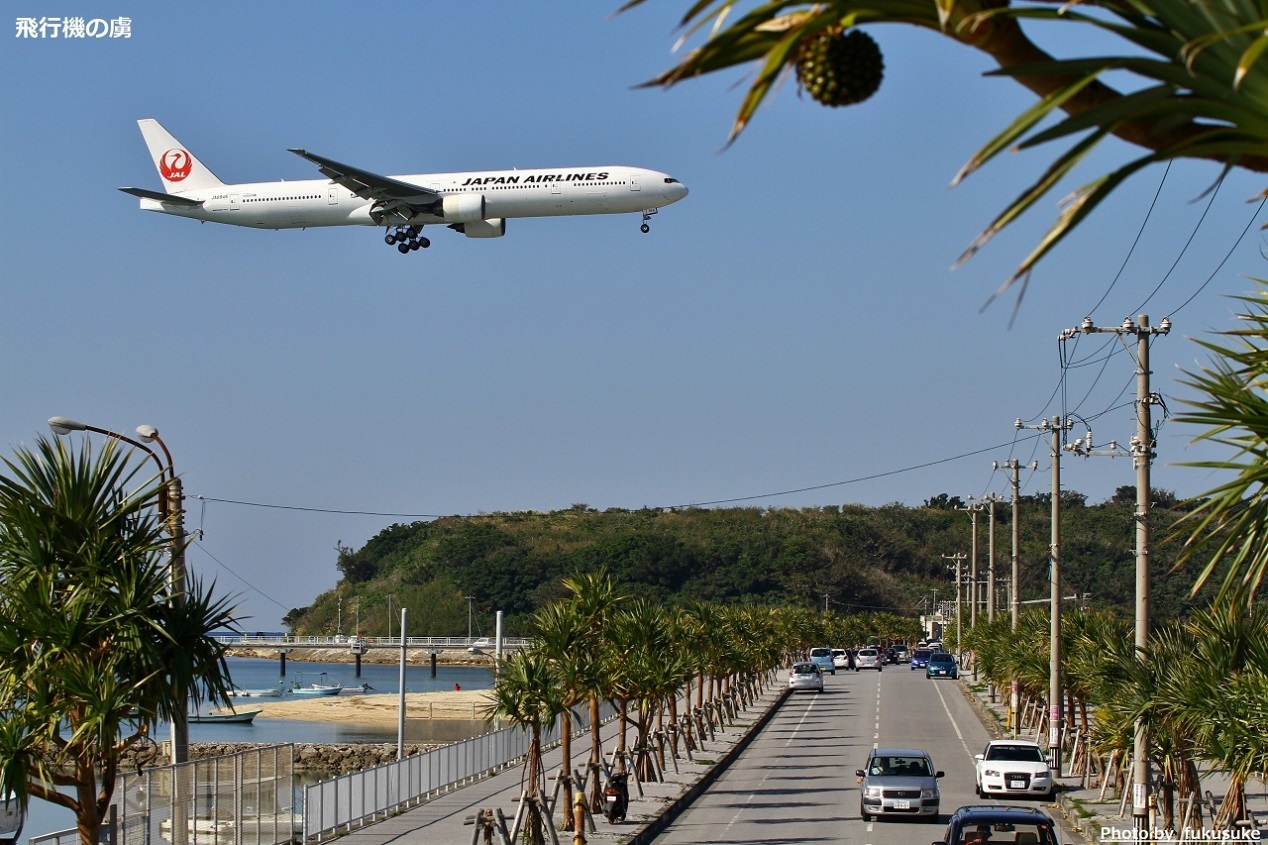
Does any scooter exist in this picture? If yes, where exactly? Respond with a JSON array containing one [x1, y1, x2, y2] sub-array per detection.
[[603, 771, 629, 824]]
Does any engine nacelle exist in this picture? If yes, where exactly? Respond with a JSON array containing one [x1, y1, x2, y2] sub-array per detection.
[[460, 218, 506, 239], [441, 193, 485, 223]]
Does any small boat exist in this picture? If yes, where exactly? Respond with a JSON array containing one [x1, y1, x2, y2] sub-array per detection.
[[230, 685, 285, 698], [290, 672, 343, 696], [188, 708, 263, 724], [343, 682, 375, 694], [0, 792, 24, 845], [290, 683, 342, 697]]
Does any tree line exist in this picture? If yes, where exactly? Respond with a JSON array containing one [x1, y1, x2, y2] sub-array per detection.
[[288, 490, 1217, 637]]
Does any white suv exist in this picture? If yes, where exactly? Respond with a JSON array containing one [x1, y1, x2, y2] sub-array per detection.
[[975, 739, 1054, 799]]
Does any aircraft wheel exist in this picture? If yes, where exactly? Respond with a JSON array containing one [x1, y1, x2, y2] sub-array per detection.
[[385, 235, 397, 245], [407, 226, 421, 237], [409, 240, 421, 251], [640, 223, 650, 234], [420, 237, 431, 249], [397, 243, 410, 254]]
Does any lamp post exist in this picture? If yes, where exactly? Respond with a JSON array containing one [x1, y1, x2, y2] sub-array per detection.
[[49, 416, 189, 765], [465, 595, 476, 641]]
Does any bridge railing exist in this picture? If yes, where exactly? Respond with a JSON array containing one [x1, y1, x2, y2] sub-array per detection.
[[211, 635, 530, 650]]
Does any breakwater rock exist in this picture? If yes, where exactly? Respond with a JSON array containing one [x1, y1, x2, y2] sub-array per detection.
[[122, 742, 439, 775]]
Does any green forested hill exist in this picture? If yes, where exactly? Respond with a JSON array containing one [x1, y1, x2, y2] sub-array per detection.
[[284, 491, 1216, 637]]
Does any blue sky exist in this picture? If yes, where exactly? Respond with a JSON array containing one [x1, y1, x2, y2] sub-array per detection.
[[2, 2, 1265, 629]]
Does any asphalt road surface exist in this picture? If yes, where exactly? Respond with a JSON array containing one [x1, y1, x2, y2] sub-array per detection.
[[650, 665, 1080, 845]]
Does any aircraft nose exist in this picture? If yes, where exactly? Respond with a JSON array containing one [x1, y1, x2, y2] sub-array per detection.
[[668, 181, 688, 203]]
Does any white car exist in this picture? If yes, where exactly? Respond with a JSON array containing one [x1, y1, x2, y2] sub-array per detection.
[[854, 648, 883, 671], [832, 648, 850, 670], [788, 662, 824, 693], [975, 739, 1054, 800]]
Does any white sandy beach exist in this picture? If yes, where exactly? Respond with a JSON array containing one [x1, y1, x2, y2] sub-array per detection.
[[247, 690, 496, 724]]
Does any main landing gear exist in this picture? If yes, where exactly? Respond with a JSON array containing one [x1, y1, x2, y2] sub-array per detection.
[[383, 225, 430, 254], [640, 208, 658, 234]]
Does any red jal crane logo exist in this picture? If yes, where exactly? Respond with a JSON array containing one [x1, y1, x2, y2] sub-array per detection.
[[159, 149, 192, 182]]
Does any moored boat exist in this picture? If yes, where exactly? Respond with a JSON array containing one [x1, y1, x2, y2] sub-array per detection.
[[188, 708, 263, 724], [229, 685, 285, 698]]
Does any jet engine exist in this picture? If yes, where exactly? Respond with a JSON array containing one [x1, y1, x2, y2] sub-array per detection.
[[456, 218, 506, 238], [441, 193, 486, 223]]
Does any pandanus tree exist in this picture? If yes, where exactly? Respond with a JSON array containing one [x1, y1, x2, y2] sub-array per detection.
[[560, 569, 627, 810], [619, 0, 1268, 306], [485, 649, 572, 845], [0, 437, 238, 845], [527, 601, 593, 831]]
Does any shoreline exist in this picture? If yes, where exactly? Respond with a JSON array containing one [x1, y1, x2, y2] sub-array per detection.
[[246, 689, 496, 725]]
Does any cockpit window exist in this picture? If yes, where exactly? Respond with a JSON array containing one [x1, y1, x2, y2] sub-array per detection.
[[664, 177, 680, 184]]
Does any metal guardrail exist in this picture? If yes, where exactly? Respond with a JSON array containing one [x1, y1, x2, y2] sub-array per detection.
[[303, 701, 615, 842], [31, 745, 295, 845]]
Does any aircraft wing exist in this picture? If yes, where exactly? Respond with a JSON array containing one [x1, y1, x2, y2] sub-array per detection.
[[118, 186, 204, 207], [288, 149, 440, 208]]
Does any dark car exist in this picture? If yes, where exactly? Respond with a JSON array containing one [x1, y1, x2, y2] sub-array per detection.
[[911, 648, 933, 670], [926, 652, 959, 680], [932, 804, 1072, 845]]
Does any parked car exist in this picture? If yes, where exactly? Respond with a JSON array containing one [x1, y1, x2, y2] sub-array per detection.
[[854, 647, 883, 671], [911, 648, 933, 670], [974, 740, 1054, 800], [788, 661, 824, 693], [856, 747, 944, 822], [808, 646, 837, 675], [926, 652, 959, 680], [932, 804, 1070, 845], [832, 648, 852, 670]]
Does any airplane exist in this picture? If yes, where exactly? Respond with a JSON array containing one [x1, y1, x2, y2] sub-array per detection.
[[119, 119, 688, 255]]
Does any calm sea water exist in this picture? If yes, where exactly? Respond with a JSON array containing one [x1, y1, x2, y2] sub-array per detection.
[[21, 656, 496, 842]]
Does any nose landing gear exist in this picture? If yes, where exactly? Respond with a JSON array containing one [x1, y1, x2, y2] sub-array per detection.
[[639, 208, 658, 233], [385, 226, 430, 254]]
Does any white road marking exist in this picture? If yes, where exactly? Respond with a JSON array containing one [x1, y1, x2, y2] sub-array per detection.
[[784, 696, 817, 746], [931, 680, 973, 758]]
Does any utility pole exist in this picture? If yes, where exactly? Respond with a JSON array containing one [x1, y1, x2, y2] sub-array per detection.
[[996, 458, 1033, 737], [956, 501, 984, 627], [1017, 415, 1072, 775], [986, 493, 1000, 623], [337, 597, 342, 637], [466, 595, 476, 640], [1069, 314, 1170, 830], [942, 553, 966, 663]]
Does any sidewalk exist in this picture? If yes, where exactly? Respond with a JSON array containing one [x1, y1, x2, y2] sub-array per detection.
[[332, 682, 788, 845], [955, 673, 1266, 844]]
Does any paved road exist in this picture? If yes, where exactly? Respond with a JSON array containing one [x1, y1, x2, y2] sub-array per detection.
[[649, 665, 1080, 844]]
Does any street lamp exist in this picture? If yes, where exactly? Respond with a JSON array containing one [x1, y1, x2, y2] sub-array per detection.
[[48, 416, 189, 766]]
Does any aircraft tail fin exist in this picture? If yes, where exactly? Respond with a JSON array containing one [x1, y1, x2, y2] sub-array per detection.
[[136, 118, 225, 193]]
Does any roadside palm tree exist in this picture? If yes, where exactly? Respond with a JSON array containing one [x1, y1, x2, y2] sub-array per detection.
[[527, 601, 593, 830], [0, 437, 238, 845], [1176, 290, 1268, 607], [561, 569, 627, 810], [485, 649, 571, 845], [620, 0, 1268, 300]]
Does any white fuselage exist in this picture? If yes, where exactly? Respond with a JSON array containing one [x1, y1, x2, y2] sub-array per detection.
[[140, 165, 686, 230]]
